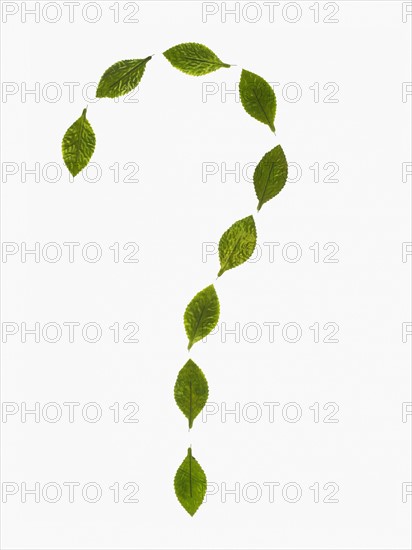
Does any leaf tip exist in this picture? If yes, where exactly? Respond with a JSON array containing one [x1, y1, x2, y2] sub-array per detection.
[[69, 168, 80, 178]]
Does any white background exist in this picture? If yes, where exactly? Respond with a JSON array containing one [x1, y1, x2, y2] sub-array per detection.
[[1, 1, 411, 549]]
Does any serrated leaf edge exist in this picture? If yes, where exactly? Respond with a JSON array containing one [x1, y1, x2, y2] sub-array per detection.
[[174, 359, 209, 429], [174, 447, 207, 516], [254, 145, 288, 211], [62, 107, 96, 178], [163, 42, 231, 75], [184, 285, 220, 350], [240, 69, 276, 133], [96, 56, 152, 98], [217, 215, 257, 277]]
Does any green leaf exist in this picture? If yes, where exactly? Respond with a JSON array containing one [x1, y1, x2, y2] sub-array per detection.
[[254, 145, 288, 211], [239, 69, 276, 132], [163, 42, 230, 76], [174, 448, 207, 516], [174, 359, 208, 429], [218, 215, 257, 277], [184, 285, 220, 350], [96, 56, 152, 98], [62, 108, 96, 177]]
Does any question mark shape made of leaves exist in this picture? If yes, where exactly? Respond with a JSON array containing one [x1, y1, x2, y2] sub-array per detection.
[[62, 42, 288, 516]]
